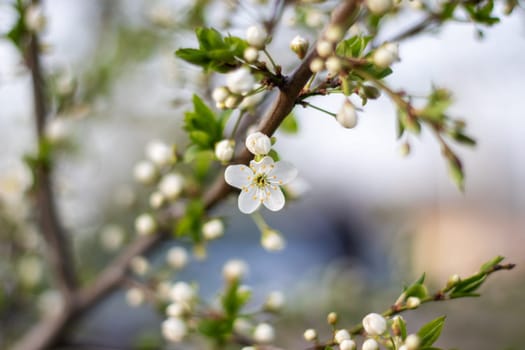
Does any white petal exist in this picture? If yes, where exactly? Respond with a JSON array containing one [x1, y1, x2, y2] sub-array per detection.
[[238, 186, 261, 214], [269, 161, 297, 185], [250, 156, 275, 175], [263, 185, 285, 212], [225, 165, 252, 189]]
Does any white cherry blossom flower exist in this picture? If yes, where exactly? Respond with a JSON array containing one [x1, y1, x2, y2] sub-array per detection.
[[224, 156, 297, 214]]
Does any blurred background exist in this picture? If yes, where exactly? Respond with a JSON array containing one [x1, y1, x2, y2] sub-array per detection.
[[0, 0, 524, 349]]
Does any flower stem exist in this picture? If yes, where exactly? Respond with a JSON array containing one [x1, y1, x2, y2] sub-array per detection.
[[263, 48, 279, 74], [303, 102, 337, 117], [251, 211, 268, 232]]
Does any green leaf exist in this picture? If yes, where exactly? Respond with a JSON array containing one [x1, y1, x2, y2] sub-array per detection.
[[184, 95, 225, 150], [446, 154, 464, 192], [174, 199, 204, 242], [336, 36, 372, 58], [405, 284, 429, 299], [417, 316, 446, 347], [479, 256, 505, 273], [280, 113, 299, 134], [449, 130, 476, 146], [221, 280, 251, 318], [268, 149, 280, 161], [450, 274, 487, 297]]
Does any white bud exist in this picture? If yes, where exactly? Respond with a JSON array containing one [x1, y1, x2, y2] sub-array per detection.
[[215, 140, 235, 163], [162, 317, 187, 342], [245, 131, 271, 156], [316, 40, 333, 58], [303, 329, 317, 341], [170, 282, 195, 304], [146, 140, 173, 166], [253, 323, 275, 343], [340, 339, 357, 350], [325, 56, 343, 75], [45, 118, 68, 144], [362, 313, 387, 336], [264, 290, 285, 311], [406, 296, 421, 309], [372, 42, 400, 68], [158, 173, 184, 200], [99, 224, 125, 251], [399, 346, 408, 350], [246, 25, 267, 49], [135, 214, 156, 235], [212, 86, 230, 103], [166, 302, 187, 318], [305, 9, 324, 27], [149, 191, 165, 209], [362, 339, 379, 350], [234, 318, 253, 335], [133, 160, 157, 184], [130, 256, 149, 275], [25, 5, 46, 32], [226, 67, 256, 95], [290, 35, 309, 59], [223, 259, 248, 282], [242, 347, 256, 350], [202, 218, 225, 240], [325, 25, 344, 43], [327, 312, 338, 325], [336, 100, 358, 128], [261, 229, 286, 251], [309, 57, 325, 73], [166, 246, 189, 269], [224, 94, 243, 109], [404, 334, 420, 350], [156, 281, 172, 301], [334, 329, 351, 344], [244, 47, 259, 62], [366, 0, 394, 14], [126, 287, 145, 307], [239, 92, 264, 110]]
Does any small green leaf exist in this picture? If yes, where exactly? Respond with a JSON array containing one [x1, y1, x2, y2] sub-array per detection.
[[281, 113, 299, 134], [450, 274, 487, 297], [336, 36, 372, 58], [479, 256, 505, 273], [446, 154, 464, 192], [404, 284, 429, 299], [417, 316, 446, 347]]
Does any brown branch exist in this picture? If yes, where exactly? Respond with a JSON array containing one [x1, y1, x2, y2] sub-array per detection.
[[12, 1, 362, 349]]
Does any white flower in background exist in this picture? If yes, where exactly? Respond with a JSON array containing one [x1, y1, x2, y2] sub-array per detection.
[[245, 132, 272, 156], [309, 57, 325, 73], [146, 140, 173, 166], [126, 287, 145, 307], [162, 317, 187, 342], [38, 290, 64, 318], [316, 40, 333, 58], [225, 156, 297, 214], [366, 0, 394, 14], [303, 329, 317, 341], [226, 67, 255, 95], [159, 173, 184, 200], [166, 302, 187, 318], [222, 259, 248, 282], [149, 191, 165, 209], [372, 42, 400, 68], [133, 160, 157, 184], [290, 35, 309, 59], [212, 86, 230, 103], [17, 256, 43, 287], [156, 281, 172, 301], [244, 47, 259, 62], [25, 5, 46, 32], [56, 71, 76, 96], [327, 312, 338, 325], [99, 224, 125, 251], [362, 313, 387, 336], [215, 139, 235, 163], [404, 334, 420, 350], [246, 25, 267, 49], [170, 282, 195, 304], [239, 92, 264, 110], [336, 99, 358, 129], [45, 118, 69, 144], [335, 329, 351, 344], [130, 256, 149, 275], [261, 228, 286, 251], [166, 246, 189, 269], [340, 339, 357, 350], [135, 213, 157, 235], [362, 338, 379, 350], [264, 290, 285, 311], [234, 318, 253, 335], [202, 218, 225, 240], [325, 56, 343, 75], [325, 24, 345, 43], [253, 323, 275, 343]]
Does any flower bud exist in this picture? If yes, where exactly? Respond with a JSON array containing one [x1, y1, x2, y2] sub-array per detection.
[[264, 290, 285, 311], [245, 131, 272, 156], [170, 282, 195, 304], [45, 118, 69, 144], [226, 67, 255, 95], [25, 5, 46, 32], [239, 92, 264, 110], [246, 25, 267, 49], [325, 56, 343, 75], [362, 313, 387, 336], [166, 246, 189, 269], [223, 259, 248, 282], [215, 139, 235, 163], [126, 287, 145, 307], [336, 100, 358, 129], [162, 317, 187, 342], [309, 57, 325, 73], [133, 160, 157, 184], [335, 329, 351, 344], [158, 173, 184, 200], [340, 339, 357, 350], [149, 191, 165, 209], [99, 224, 125, 251], [303, 329, 317, 342], [224, 95, 243, 109], [212, 86, 230, 103], [399, 142, 411, 157], [366, 0, 394, 14], [391, 315, 405, 336], [135, 213, 157, 235], [234, 318, 253, 335], [362, 338, 379, 350], [405, 334, 420, 350], [406, 296, 421, 309], [325, 25, 345, 43], [244, 47, 259, 62], [447, 273, 460, 286], [130, 256, 149, 275], [261, 228, 286, 251], [327, 312, 338, 325], [372, 42, 400, 68], [166, 302, 187, 318], [202, 218, 225, 240], [146, 140, 173, 166], [253, 323, 275, 343], [316, 40, 333, 58], [290, 35, 309, 59]]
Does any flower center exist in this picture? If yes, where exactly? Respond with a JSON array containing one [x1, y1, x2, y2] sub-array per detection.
[[253, 173, 269, 188]]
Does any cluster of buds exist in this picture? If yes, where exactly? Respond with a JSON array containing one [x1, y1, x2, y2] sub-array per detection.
[[161, 281, 197, 343], [244, 25, 268, 62], [212, 67, 263, 111]]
